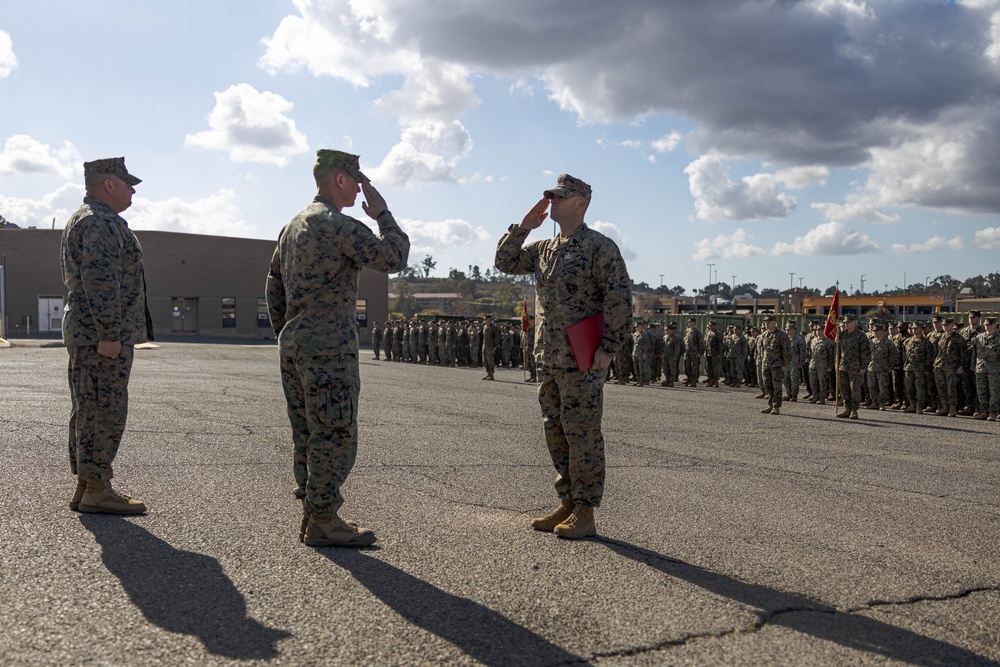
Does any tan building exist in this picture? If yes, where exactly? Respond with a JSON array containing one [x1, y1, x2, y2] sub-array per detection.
[[0, 228, 386, 343]]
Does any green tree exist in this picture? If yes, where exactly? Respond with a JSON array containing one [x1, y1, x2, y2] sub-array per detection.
[[421, 255, 437, 278]]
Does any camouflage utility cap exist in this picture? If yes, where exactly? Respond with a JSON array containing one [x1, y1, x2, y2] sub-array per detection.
[[985, 317, 998, 325], [84, 157, 141, 185], [544, 174, 592, 201], [316, 149, 368, 182]]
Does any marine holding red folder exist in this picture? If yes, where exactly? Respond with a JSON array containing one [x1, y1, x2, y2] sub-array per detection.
[[495, 173, 633, 540]]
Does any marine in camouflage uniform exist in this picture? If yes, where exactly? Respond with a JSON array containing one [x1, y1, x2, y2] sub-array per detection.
[[806, 324, 834, 404], [496, 173, 632, 539], [971, 317, 1000, 421], [649, 324, 663, 383], [836, 316, 871, 419], [932, 318, 966, 417], [703, 321, 723, 388], [523, 315, 537, 382], [782, 322, 806, 401], [888, 322, 908, 408], [614, 329, 633, 384], [727, 325, 748, 388], [371, 321, 382, 359], [631, 321, 652, 386], [959, 312, 984, 415], [865, 324, 898, 409], [902, 322, 934, 414], [482, 315, 500, 379], [62, 157, 153, 515], [759, 316, 791, 414], [683, 319, 705, 387], [469, 321, 481, 367], [660, 323, 683, 387], [925, 315, 945, 410], [267, 150, 409, 547]]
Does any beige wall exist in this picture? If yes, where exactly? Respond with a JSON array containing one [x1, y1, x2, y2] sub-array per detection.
[[0, 229, 388, 343]]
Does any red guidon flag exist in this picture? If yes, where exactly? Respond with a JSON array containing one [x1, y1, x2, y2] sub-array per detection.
[[521, 299, 530, 332], [823, 289, 840, 341]]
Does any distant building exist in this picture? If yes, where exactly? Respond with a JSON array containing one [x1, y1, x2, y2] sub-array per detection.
[[800, 294, 946, 321], [0, 228, 386, 342]]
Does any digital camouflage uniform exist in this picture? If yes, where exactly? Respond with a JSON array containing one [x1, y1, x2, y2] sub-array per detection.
[[267, 194, 409, 518], [704, 327, 723, 386], [683, 326, 705, 385], [631, 328, 653, 386], [933, 330, 966, 410], [729, 331, 748, 387], [784, 330, 806, 399], [866, 334, 898, 407], [523, 321, 537, 380], [837, 327, 871, 412], [807, 333, 834, 401], [760, 326, 791, 410], [371, 322, 382, 359], [902, 333, 934, 411], [614, 333, 633, 384], [959, 322, 984, 412], [496, 217, 632, 508], [891, 328, 909, 406], [662, 329, 683, 384], [62, 187, 153, 485], [971, 329, 1000, 416], [482, 320, 500, 378]]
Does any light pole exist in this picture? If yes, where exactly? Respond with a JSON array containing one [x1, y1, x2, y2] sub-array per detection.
[[659, 274, 664, 287], [860, 274, 866, 294], [789, 272, 795, 290], [707, 263, 714, 314], [798, 277, 804, 289]]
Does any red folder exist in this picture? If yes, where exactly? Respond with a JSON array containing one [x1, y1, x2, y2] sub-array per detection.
[[565, 312, 605, 371]]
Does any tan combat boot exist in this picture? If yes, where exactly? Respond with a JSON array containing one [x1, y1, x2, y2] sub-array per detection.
[[905, 404, 917, 414], [987, 412, 997, 422], [935, 406, 949, 416], [849, 408, 859, 419], [78, 480, 146, 515], [948, 405, 958, 418], [303, 514, 377, 547], [973, 411, 988, 420], [866, 401, 880, 410], [837, 409, 851, 418], [760, 406, 773, 414], [531, 499, 574, 532], [755, 392, 767, 399], [554, 504, 596, 539], [70, 480, 86, 512], [816, 398, 826, 405]]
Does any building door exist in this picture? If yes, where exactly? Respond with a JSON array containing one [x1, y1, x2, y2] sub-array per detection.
[[37, 296, 64, 333], [171, 297, 199, 333]]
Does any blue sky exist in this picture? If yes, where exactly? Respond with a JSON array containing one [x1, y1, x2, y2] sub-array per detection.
[[1, 0, 999, 295]]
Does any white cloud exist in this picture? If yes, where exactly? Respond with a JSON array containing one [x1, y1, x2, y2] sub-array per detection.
[[775, 165, 829, 189], [375, 59, 479, 124], [889, 235, 966, 253], [185, 83, 308, 166], [0, 135, 81, 179], [685, 156, 796, 221], [396, 216, 490, 254], [128, 189, 256, 237], [692, 228, 766, 261], [772, 221, 879, 256], [368, 120, 473, 188], [0, 30, 16, 77], [651, 132, 681, 153], [590, 220, 637, 260], [975, 226, 1000, 249], [811, 197, 900, 224], [0, 183, 83, 228]]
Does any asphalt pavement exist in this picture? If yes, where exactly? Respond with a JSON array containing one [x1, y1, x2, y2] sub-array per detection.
[[1, 341, 998, 666]]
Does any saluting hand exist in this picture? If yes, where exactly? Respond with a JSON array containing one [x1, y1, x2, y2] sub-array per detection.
[[361, 181, 389, 221], [519, 198, 549, 231]]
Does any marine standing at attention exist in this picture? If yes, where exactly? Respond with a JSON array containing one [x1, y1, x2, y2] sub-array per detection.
[[266, 150, 409, 547], [495, 174, 632, 539], [62, 157, 154, 515]]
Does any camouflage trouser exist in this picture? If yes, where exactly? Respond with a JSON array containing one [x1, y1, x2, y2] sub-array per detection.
[[524, 349, 537, 379], [632, 354, 650, 385], [732, 357, 745, 386], [783, 364, 802, 397], [372, 339, 381, 359], [280, 354, 359, 517], [976, 372, 999, 413], [537, 365, 607, 507], [892, 368, 906, 402], [933, 367, 960, 406], [684, 354, 701, 384], [756, 357, 765, 389], [904, 370, 927, 407], [652, 355, 662, 382], [662, 356, 679, 383], [961, 363, 978, 409], [67, 344, 134, 482], [484, 346, 496, 377], [867, 370, 892, 405], [705, 355, 722, 383], [763, 365, 784, 409], [470, 345, 479, 366], [615, 350, 631, 384], [809, 362, 829, 399], [428, 342, 437, 365], [838, 369, 865, 409], [384, 341, 392, 361]]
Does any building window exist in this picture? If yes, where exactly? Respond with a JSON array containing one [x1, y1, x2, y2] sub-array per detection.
[[222, 297, 236, 328], [257, 298, 270, 328], [356, 298, 367, 328]]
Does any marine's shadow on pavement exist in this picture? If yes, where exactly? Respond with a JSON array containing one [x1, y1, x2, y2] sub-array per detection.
[[597, 537, 998, 667], [322, 549, 593, 667], [80, 516, 290, 660]]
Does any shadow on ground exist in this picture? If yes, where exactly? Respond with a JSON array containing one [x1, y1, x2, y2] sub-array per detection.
[[81, 516, 290, 660], [322, 549, 592, 667], [598, 537, 998, 666]]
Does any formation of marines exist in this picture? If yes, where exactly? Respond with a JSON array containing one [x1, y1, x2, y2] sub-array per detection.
[[370, 317, 536, 381], [605, 312, 1000, 423]]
